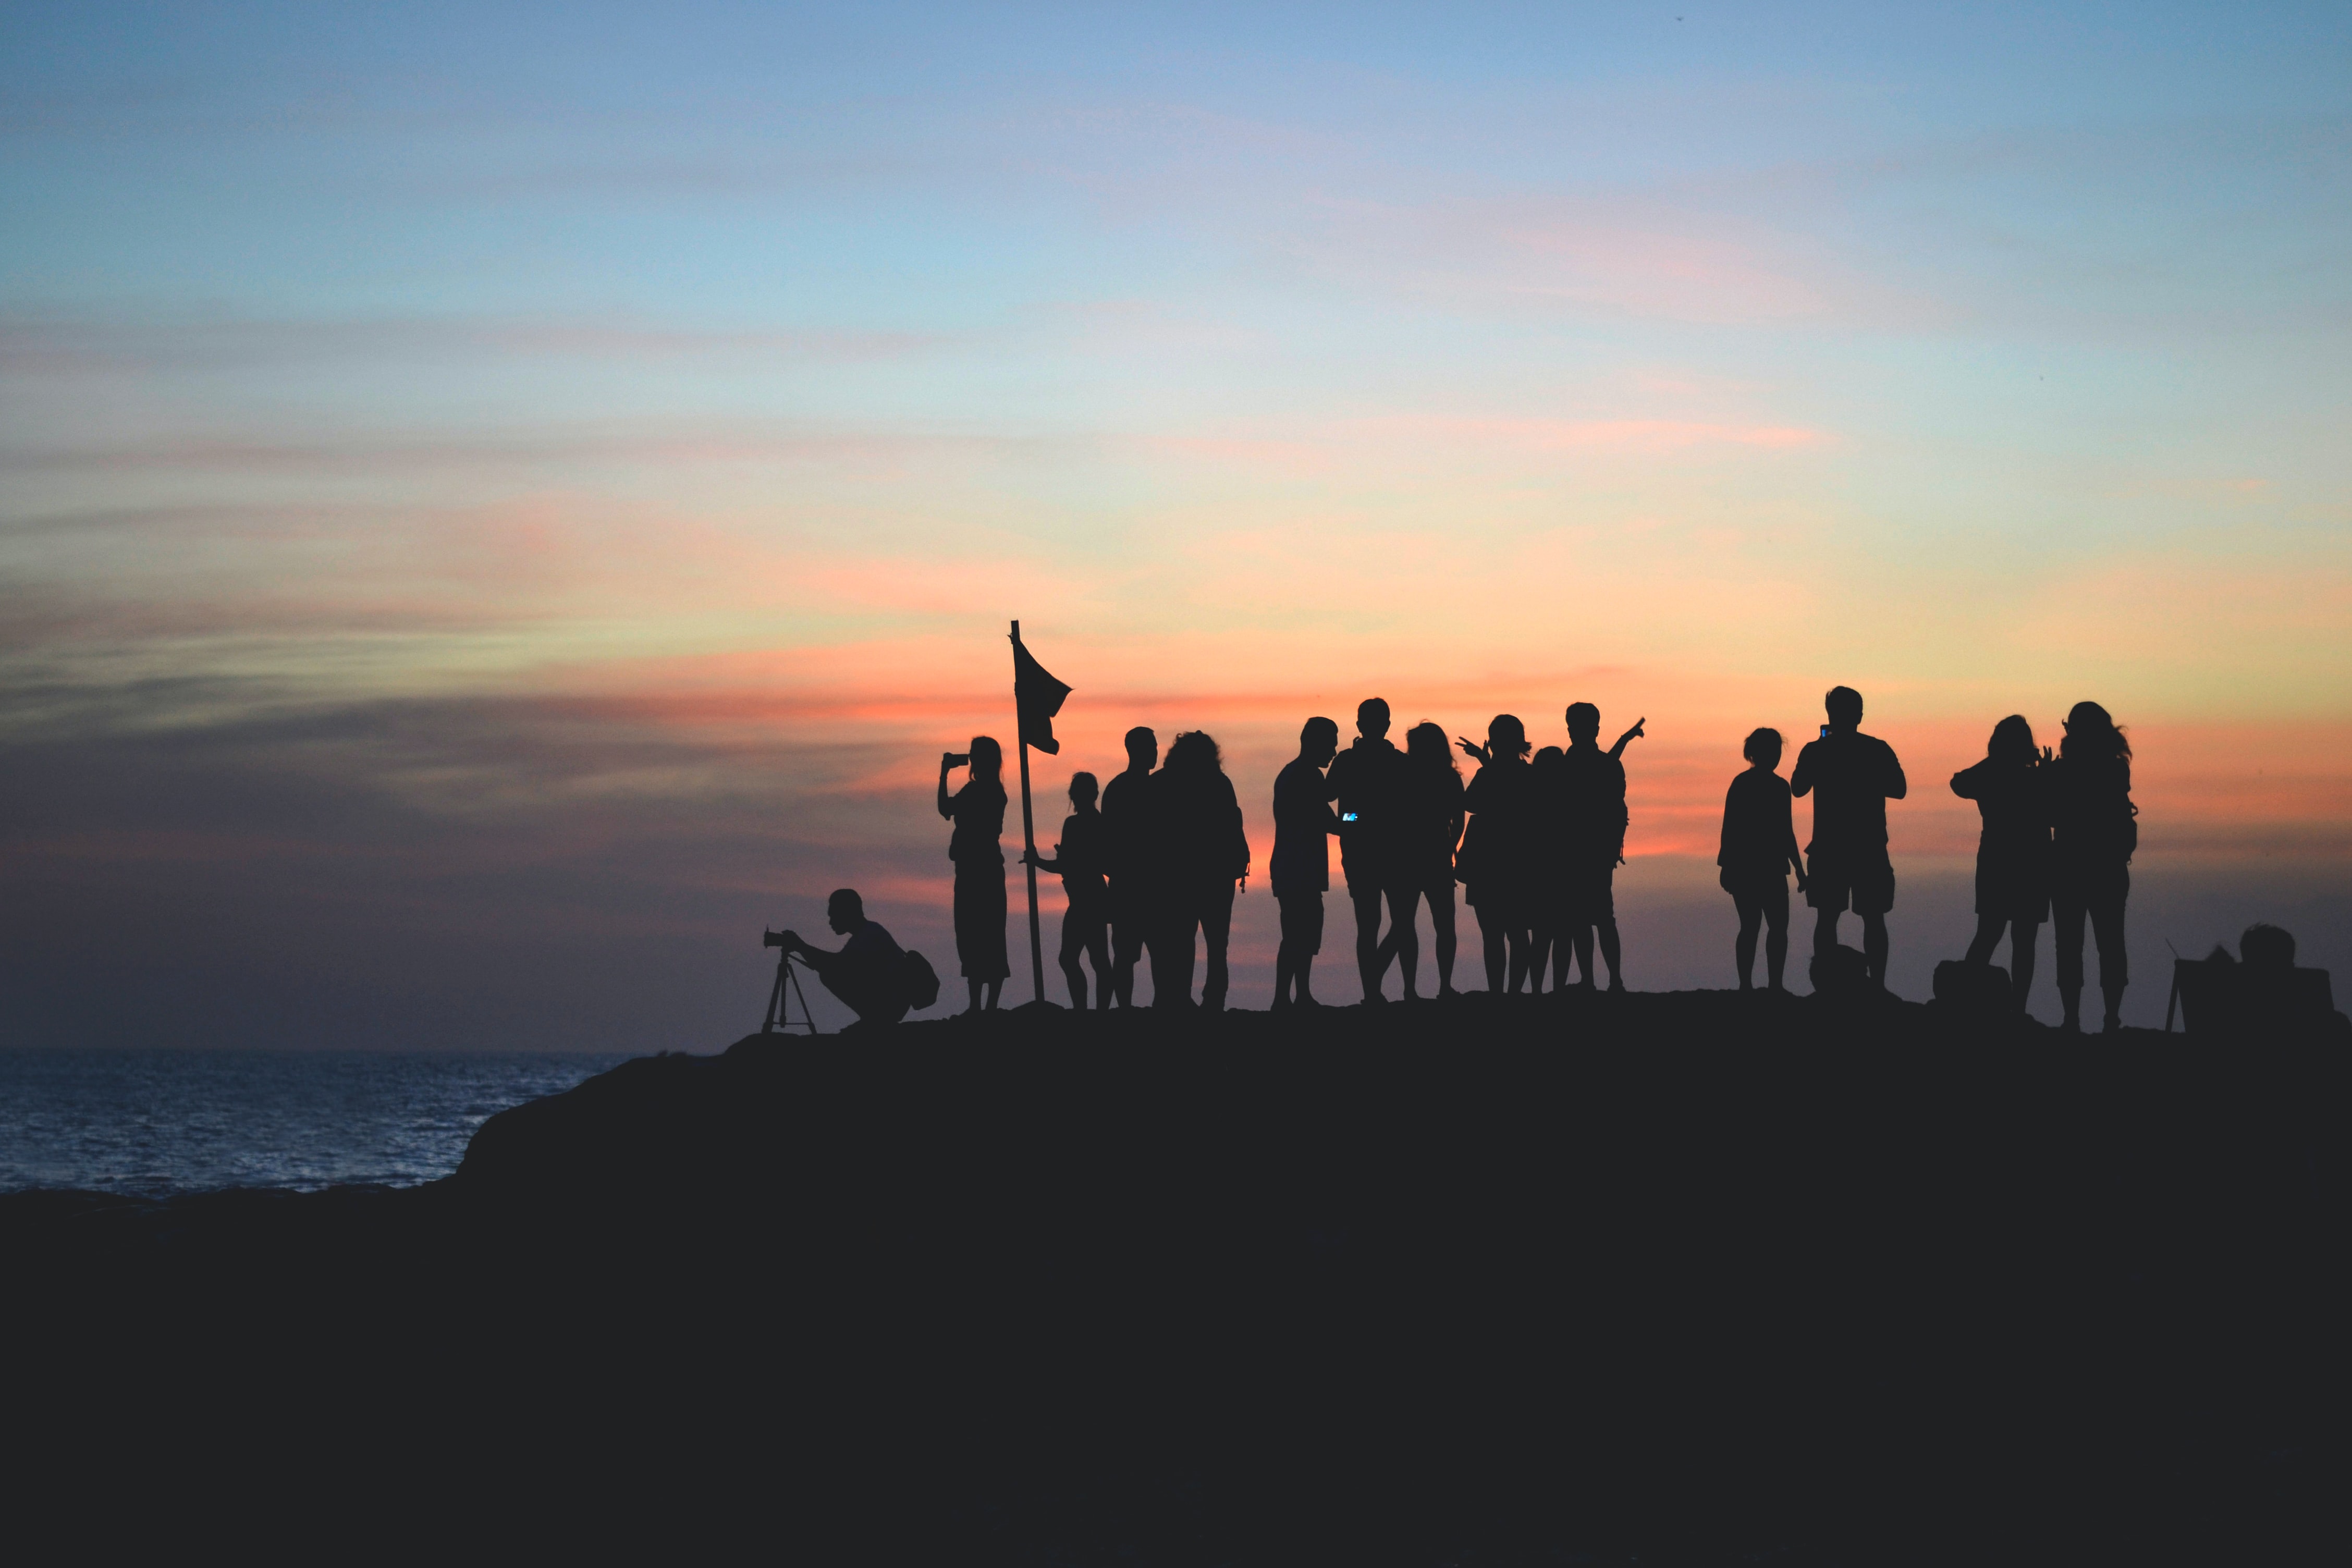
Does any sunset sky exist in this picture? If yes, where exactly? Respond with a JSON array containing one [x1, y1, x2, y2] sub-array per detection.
[[5, 3, 2347, 1043]]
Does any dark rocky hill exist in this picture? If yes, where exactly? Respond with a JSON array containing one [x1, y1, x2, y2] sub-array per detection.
[[6, 991, 2346, 1561]]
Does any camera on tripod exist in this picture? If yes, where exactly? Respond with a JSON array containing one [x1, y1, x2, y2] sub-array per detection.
[[760, 928, 816, 1034]]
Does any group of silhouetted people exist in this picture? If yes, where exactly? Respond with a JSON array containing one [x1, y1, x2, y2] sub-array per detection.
[[794, 685, 2140, 1030]]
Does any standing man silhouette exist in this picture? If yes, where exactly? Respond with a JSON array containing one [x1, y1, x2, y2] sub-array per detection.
[[1325, 697, 1408, 1003], [1101, 726, 1159, 1008], [1557, 703, 1638, 991], [1792, 687, 1907, 988], [1271, 717, 1342, 1008]]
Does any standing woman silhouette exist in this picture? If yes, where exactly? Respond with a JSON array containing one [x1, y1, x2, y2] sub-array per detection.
[[1377, 721, 1466, 998], [2048, 701, 2136, 1032], [1156, 731, 1251, 1010], [938, 736, 1010, 1012], [1950, 715, 2050, 1013], [1717, 727, 1806, 991], [1458, 714, 1537, 994]]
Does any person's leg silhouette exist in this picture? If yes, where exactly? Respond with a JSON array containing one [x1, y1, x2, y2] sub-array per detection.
[[1198, 881, 1235, 1011], [2010, 917, 2039, 1012], [2090, 890, 2127, 1030], [1379, 886, 1424, 998], [1734, 889, 1765, 989], [2053, 892, 2094, 1028], [1352, 885, 1388, 1001], [1429, 881, 1459, 994], [1860, 913, 1889, 986]]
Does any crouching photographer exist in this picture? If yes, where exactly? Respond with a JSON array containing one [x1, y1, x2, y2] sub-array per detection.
[[768, 889, 936, 1029]]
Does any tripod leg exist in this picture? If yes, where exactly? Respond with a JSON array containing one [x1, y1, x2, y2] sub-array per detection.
[[765, 956, 789, 1033]]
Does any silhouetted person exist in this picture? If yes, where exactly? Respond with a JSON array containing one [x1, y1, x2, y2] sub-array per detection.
[[2240, 922, 2294, 974], [1459, 714, 1537, 993], [2049, 700, 2135, 1032], [772, 889, 911, 1028], [1152, 730, 1250, 1010], [938, 736, 1009, 1012], [1022, 772, 1111, 1010], [1101, 726, 1160, 1007], [1556, 704, 1640, 991], [1718, 728, 1806, 991], [1951, 715, 2050, 1013], [1326, 697, 1411, 1003], [1525, 744, 1567, 992], [1271, 717, 1342, 1008], [1375, 721, 1465, 998], [1792, 687, 1906, 988]]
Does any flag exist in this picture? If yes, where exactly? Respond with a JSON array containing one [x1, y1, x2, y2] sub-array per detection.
[[1012, 632, 1071, 755]]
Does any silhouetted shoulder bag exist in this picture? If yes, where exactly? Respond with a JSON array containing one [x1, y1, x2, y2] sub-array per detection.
[[902, 950, 941, 1011]]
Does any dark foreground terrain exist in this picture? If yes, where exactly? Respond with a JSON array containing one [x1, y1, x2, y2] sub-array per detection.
[[7, 990, 2347, 1561]]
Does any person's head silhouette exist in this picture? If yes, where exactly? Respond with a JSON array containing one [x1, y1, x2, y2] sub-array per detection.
[[1988, 714, 2036, 765], [1743, 727, 1783, 770], [1068, 771, 1098, 808], [1565, 702, 1600, 746], [1124, 726, 1158, 773], [826, 888, 867, 934], [1825, 687, 1863, 733], [1405, 720, 1453, 771], [1167, 730, 1222, 775], [2241, 923, 2296, 971], [1488, 714, 1529, 759], [2061, 701, 2130, 763], [1301, 716, 1339, 767], [1357, 699, 1391, 741], [968, 736, 1003, 782]]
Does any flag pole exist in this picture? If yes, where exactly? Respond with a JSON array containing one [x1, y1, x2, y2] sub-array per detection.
[[1011, 620, 1048, 1005]]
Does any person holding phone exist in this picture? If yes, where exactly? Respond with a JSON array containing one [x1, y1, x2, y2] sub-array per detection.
[[1325, 697, 1410, 1003], [938, 736, 1009, 1013], [1791, 687, 1907, 989], [1269, 717, 1341, 1008]]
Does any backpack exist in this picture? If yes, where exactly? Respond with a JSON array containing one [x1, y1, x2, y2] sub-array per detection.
[[902, 950, 941, 1011]]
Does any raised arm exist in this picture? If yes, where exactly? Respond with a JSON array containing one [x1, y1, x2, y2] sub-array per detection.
[[1608, 717, 1646, 760], [1949, 759, 1984, 801], [937, 752, 958, 819], [1790, 744, 1816, 799]]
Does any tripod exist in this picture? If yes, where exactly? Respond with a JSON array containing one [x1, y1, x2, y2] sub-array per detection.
[[762, 947, 819, 1035]]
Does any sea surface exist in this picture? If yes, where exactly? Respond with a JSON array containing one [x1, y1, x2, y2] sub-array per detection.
[[0, 1049, 632, 1195]]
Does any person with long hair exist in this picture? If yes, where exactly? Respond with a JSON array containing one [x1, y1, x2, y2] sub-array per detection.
[[1950, 715, 2050, 1012], [1457, 714, 1537, 994], [2048, 701, 2136, 1031], [1718, 727, 1806, 991], [1021, 771, 1111, 1010], [937, 736, 1009, 1012], [1375, 720, 1466, 998], [1153, 730, 1251, 1010]]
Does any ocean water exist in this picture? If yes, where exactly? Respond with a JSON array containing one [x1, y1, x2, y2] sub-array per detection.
[[0, 1049, 632, 1195]]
